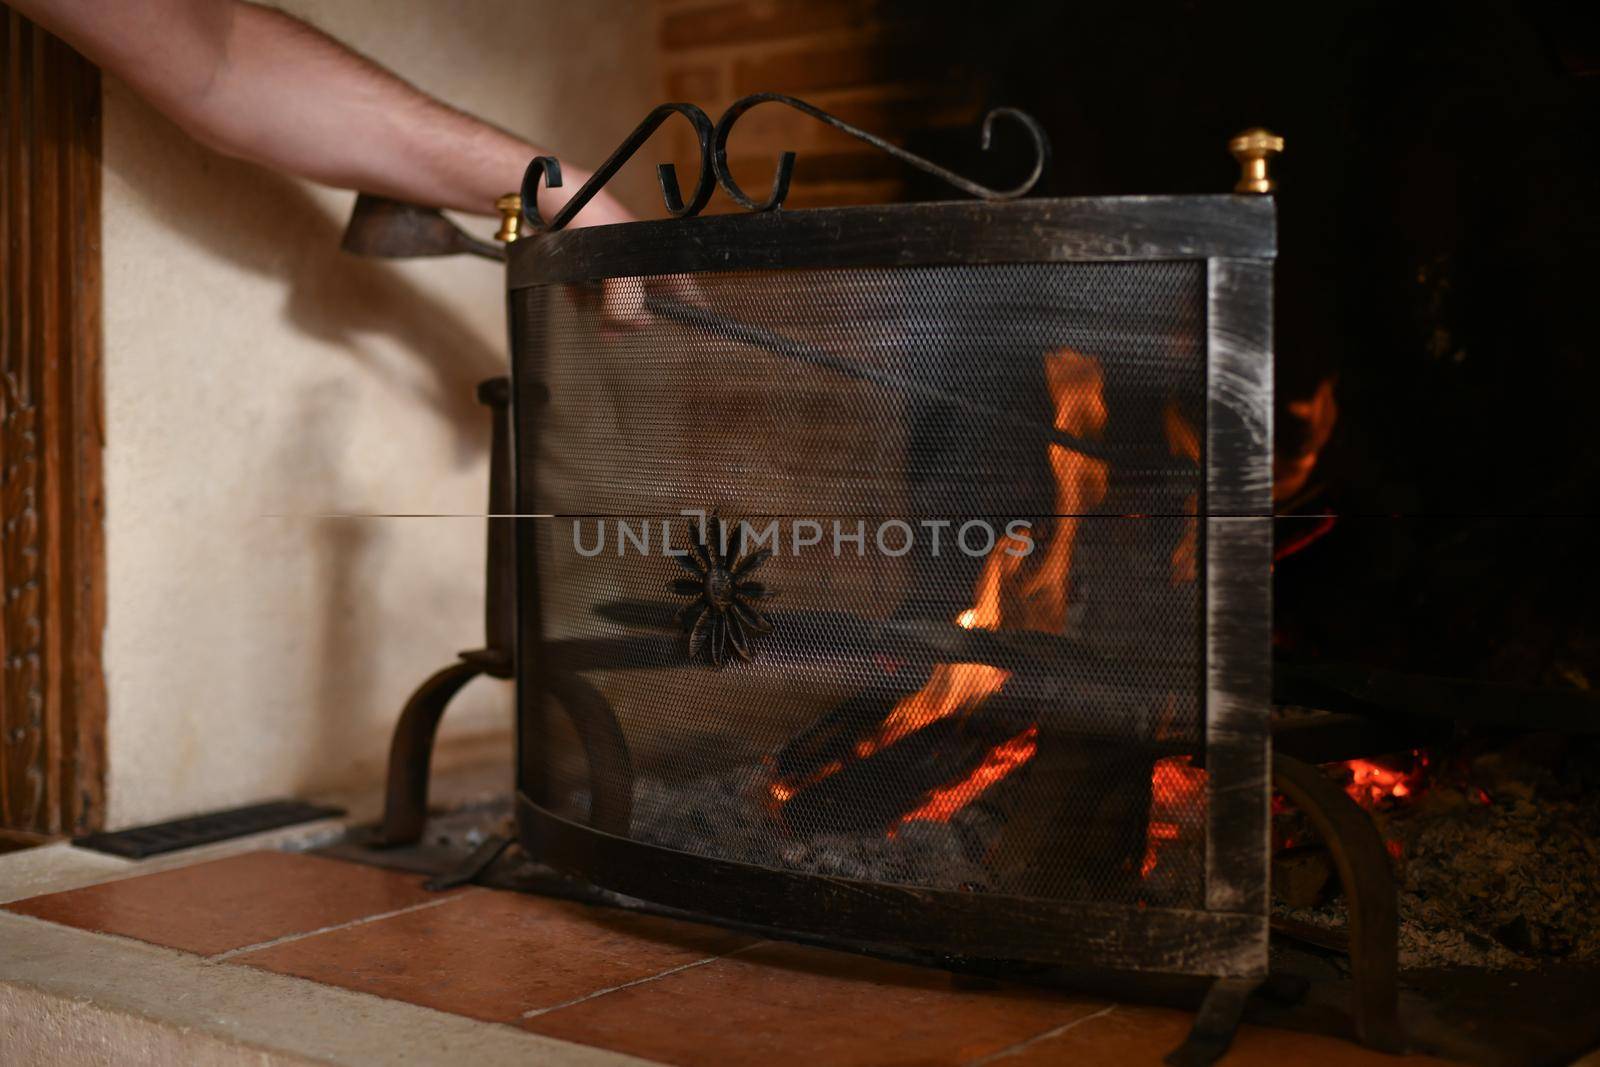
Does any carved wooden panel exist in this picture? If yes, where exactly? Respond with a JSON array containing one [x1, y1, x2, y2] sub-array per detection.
[[1, 8, 106, 835]]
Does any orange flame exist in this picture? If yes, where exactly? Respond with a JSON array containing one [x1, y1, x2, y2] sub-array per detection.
[[853, 536, 1016, 764], [766, 594, 1011, 808], [770, 349, 1114, 829], [854, 662, 1011, 761], [956, 528, 1031, 633], [893, 726, 1039, 830], [1274, 379, 1338, 502], [882, 350, 1109, 826], [1018, 350, 1109, 633], [1164, 401, 1201, 586], [959, 350, 1109, 636]]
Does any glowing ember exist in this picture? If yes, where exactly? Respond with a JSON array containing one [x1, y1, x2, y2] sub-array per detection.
[[1274, 379, 1338, 502], [1142, 756, 1208, 879], [893, 726, 1039, 830], [1329, 751, 1430, 810], [766, 758, 844, 809]]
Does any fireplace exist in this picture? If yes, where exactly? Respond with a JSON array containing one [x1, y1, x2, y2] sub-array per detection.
[[502, 101, 1275, 986], [323, 71, 1600, 1062]]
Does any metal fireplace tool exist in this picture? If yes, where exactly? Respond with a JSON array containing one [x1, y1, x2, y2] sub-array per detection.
[[338, 95, 1412, 1064]]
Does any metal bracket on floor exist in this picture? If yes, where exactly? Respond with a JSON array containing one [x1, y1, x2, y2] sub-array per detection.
[[423, 834, 515, 892], [1271, 752, 1406, 1052], [1165, 976, 1265, 1066], [376, 376, 516, 848]]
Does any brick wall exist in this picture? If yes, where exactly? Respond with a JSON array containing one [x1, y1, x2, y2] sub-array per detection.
[[656, 0, 983, 211]]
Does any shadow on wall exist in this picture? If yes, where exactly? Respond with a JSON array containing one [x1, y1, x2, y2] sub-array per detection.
[[105, 91, 503, 463], [103, 89, 512, 807]]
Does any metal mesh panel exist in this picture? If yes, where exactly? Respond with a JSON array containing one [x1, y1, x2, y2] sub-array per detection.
[[516, 262, 1208, 907]]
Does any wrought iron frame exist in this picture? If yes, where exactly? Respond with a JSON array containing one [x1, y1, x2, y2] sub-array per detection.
[[506, 194, 1276, 981], [337, 95, 1426, 1054], [517, 92, 1050, 233]]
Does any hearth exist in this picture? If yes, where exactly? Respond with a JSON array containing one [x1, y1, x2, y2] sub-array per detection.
[[317, 53, 1600, 1058]]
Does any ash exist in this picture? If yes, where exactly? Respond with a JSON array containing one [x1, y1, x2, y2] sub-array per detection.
[[1275, 739, 1600, 970], [571, 762, 997, 891], [1275, 897, 1527, 971]]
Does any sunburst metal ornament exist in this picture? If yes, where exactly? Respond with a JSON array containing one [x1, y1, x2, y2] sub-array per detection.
[[672, 515, 773, 668]]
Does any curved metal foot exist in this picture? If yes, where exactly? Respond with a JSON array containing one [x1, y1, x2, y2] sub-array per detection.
[[1272, 753, 1405, 1052], [377, 657, 493, 846], [424, 834, 514, 891], [376, 377, 516, 849], [545, 669, 635, 836], [1165, 977, 1265, 1067]]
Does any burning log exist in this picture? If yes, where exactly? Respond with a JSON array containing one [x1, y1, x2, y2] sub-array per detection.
[[752, 341, 1207, 899], [770, 697, 1034, 835], [988, 735, 1160, 902]]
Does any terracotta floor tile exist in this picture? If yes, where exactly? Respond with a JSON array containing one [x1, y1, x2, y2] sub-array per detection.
[[233, 888, 754, 1023], [521, 940, 1110, 1067], [3, 851, 448, 957], [998, 1002, 1457, 1067]]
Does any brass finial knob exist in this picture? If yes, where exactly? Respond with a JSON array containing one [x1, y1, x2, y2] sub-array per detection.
[[494, 193, 523, 242], [1229, 128, 1284, 194]]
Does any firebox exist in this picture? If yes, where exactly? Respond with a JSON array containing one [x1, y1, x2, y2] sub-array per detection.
[[504, 106, 1275, 985]]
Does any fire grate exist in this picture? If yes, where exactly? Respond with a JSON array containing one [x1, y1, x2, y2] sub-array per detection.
[[506, 120, 1274, 980]]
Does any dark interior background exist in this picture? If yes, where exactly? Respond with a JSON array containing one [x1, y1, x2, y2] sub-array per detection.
[[893, 0, 1600, 686]]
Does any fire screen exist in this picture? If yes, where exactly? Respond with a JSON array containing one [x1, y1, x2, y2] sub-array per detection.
[[509, 198, 1274, 978]]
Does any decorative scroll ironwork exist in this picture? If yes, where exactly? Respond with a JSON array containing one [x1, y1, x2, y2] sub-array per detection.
[[522, 95, 1050, 230], [522, 102, 716, 232], [711, 92, 1050, 212]]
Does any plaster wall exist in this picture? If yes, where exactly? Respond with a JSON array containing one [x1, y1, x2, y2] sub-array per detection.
[[101, 0, 659, 826]]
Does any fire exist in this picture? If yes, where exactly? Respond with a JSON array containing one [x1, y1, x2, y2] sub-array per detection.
[[1141, 755, 1207, 879], [1019, 350, 1109, 633], [957, 528, 1031, 633], [765, 580, 1012, 809], [878, 349, 1108, 822], [765, 757, 845, 809], [853, 662, 1011, 761], [770, 348, 1123, 831], [1274, 379, 1338, 502], [893, 726, 1039, 830], [957, 350, 1109, 637], [1164, 401, 1200, 585], [1331, 752, 1429, 809], [852, 530, 1016, 764]]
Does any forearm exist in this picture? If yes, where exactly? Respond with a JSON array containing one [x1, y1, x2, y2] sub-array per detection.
[[14, 0, 625, 222], [191, 4, 548, 216]]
